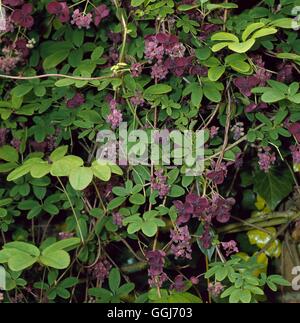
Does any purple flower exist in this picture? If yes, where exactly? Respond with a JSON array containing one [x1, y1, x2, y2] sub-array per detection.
[[221, 240, 239, 257], [146, 250, 167, 287], [47, 2, 70, 23], [208, 195, 235, 224], [89, 259, 112, 282], [71, 9, 92, 29], [93, 4, 109, 26], [233, 76, 259, 97], [258, 147, 276, 172], [150, 62, 169, 80], [288, 123, 300, 142], [66, 93, 85, 108], [170, 225, 192, 259], [130, 63, 143, 77], [171, 275, 185, 292], [151, 169, 170, 199], [11, 3, 34, 29], [290, 145, 300, 164], [3, 0, 24, 6], [0, 129, 8, 146], [207, 161, 228, 185], [112, 212, 123, 228], [107, 99, 123, 129]]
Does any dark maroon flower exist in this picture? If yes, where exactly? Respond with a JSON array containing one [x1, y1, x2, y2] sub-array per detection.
[[66, 93, 85, 108], [30, 141, 48, 152], [209, 195, 235, 224], [277, 63, 294, 83], [165, 57, 192, 77], [207, 169, 225, 185], [173, 200, 193, 225], [171, 275, 185, 292], [146, 250, 166, 276], [189, 64, 208, 76], [0, 128, 8, 146], [170, 225, 192, 259], [15, 39, 30, 58], [11, 3, 34, 28], [199, 223, 212, 249], [94, 4, 110, 26], [185, 194, 209, 217], [3, 0, 24, 6], [245, 102, 268, 113], [288, 123, 300, 142], [156, 33, 179, 50], [199, 23, 219, 41], [47, 2, 70, 23], [233, 76, 259, 97]]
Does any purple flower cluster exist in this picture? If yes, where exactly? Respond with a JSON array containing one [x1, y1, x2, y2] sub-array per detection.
[[67, 93, 85, 108], [46, 2, 109, 27], [146, 250, 168, 287], [107, 99, 123, 129], [171, 275, 185, 292], [221, 240, 239, 257], [130, 92, 145, 107], [89, 259, 112, 282], [170, 225, 192, 259], [144, 33, 192, 80], [290, 145, 300, 164], [207, 161, 228, 185], [208, 194, 235, 224], [288, 122, 300, 142], [151, 169, 170, 199], [173, 193, 209, 225], [234, 55, 271, 97], [130, 63, 143, 77], [208, 282, 224, 297], [231, 122, 245, 140], [112, 212, 123, 228], [71, 9, 92, 29], [258, 147, 276, 172]]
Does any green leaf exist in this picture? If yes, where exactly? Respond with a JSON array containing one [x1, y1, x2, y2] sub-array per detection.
[[131, 0, 146, 7], [288, 93, 300, 104], [208, 65, 226, 81], [251, 27, 277, 39], [191, 84, 203, 108], [55, 79, 75, 87], [261, 89, 286, 103], [211, 32, 239, 42], [107, 197, 127, 211], [30, 162, 51, 178], [144, 84, 172, 98], [129, 193, 145, 205], [43, 238, 80, 255], [109, 268, 121, 293], [91, 161, 111, 181], [43, 50, 70, 70], [117, 283, 135, 296], [203, 83, 222, 102], [0, 145, 18, 162], [228, 39, 256, 53], [11, 84, 33, 98], [253, 168, 293, 210], [50, 155, 84, 176], [40, 250, 70, 269], [50, 146, 68, 162], [91, 46, 104, 61], [69, 167, 93, 191], [239, 289, 252, 303], [7, 163, 33, 181], [141, 221, 157, 237], [242, 22, 265, 41], [5, 241, 40, 257], [8, 252, 37, 271]]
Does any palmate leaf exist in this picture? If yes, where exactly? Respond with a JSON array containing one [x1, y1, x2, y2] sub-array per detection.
[[253, 168, 293, 210]]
